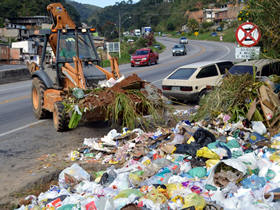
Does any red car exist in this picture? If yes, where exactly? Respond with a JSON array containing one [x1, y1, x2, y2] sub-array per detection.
[[131, 48, 159, 67]]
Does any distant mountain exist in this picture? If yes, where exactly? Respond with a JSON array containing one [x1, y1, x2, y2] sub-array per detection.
[[66, 0, 101, 23]]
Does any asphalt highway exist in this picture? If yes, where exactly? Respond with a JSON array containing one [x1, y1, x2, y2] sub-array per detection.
[[0, 37, 238, 200]]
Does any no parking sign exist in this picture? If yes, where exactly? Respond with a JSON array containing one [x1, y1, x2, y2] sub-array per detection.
[[235, 22, 261, 47]]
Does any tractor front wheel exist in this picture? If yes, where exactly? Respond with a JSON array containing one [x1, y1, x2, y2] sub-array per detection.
[[31, 77, 49, 119]]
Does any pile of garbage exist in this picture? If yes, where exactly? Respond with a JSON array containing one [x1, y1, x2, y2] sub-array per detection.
[[17, 110, 280, 209], [193, 74, 280, 135], [62, 74, 166, 129]]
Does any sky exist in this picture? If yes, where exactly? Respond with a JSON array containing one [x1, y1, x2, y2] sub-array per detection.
[[74, 0, 139, 8]]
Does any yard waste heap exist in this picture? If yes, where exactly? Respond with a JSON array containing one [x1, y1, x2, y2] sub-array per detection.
[[16, 74, 280, 209], [61, 74, 166, 130]]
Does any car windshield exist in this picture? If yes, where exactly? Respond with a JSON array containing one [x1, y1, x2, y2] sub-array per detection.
[[181, 37, 186, 40], [58, 31, 97, 62], [135, 50, 149, 55], [229, 65, 256, 75], [168, 68, 196, 80], [174, 45, 181, 48]]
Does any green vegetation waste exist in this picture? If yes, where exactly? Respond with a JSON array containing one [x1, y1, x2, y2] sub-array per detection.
[[191, 74, 262, 122]]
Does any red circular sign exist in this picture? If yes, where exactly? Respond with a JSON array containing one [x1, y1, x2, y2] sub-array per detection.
[[235, 22, 261, 47]]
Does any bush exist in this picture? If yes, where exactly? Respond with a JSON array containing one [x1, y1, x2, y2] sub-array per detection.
[[135, 37, 148, 48], [167, 22, 175, 31], [201, 21, 214, 29]]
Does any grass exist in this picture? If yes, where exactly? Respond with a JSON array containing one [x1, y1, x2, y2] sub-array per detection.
[[167, 27, 236, 43]]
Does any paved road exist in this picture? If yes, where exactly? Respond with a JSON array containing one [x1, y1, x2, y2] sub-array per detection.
[[0, 64, 26, 71], [0, 37, 237, 200]]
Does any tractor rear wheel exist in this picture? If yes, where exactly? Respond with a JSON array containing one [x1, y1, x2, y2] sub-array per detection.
[[53, 102, 69, 132], [31, 77, 49, 119]]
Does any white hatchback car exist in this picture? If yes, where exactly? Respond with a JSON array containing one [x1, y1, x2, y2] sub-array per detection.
[[162, 61, 233, 102]]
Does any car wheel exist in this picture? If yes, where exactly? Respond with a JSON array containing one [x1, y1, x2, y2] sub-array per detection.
[[198, 89, 208, 104], [131, 64, 134, 67], [148, 60, 151, 66], [155, 59, 158, 64]]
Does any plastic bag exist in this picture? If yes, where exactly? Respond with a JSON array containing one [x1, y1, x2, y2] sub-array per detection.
[[109, 172, 130, 190], [129, 171, 144, 187], [193, 128, 216, 147], [114, 189, 143, 200], [196, 147, 220, 159], [270, 151, 280, 163], [58, 163, 90, 189], [182, 193, 206, 210], [205, 159, 219, 169], [252, 121, 267, 135], [187, 167, 207, 178], [99, 168, 117, 186], [241, 175, 266, 190]]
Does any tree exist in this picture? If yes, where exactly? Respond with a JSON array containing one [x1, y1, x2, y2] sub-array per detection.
[[187, 18, 199, 33]]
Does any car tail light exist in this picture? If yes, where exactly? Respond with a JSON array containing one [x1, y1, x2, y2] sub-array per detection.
[[180, 86, 193, 91], [162, 86, 171, 90]]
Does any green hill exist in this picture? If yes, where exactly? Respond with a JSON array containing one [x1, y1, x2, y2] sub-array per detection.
[[66, 0, 101, 23], [0, 0, 81, 26]]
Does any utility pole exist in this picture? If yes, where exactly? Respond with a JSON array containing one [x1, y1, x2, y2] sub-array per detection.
[[118, 9, 121, 58]]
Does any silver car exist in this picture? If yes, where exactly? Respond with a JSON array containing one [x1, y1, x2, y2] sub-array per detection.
[[180, 37, 188, 44], [172, 44, 187, 56]]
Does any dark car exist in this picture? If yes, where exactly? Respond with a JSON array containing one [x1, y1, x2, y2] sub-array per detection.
[[216, 26, 223, 32], [211, 32, 217, 37], [153, 44, 161, 50], [172, 44, 187, 56]]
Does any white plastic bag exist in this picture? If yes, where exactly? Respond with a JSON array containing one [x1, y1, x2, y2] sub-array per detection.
[[59, 163, 90, 189], [252, 121, 267, 135]]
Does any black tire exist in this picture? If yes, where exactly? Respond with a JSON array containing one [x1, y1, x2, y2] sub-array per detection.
[[131, 63, 134, 67], [155, 59, 158, 64], [198, 89, 207, 103], [172, 53, 175, 56], [31, 77, 49, 119], [53, 102, 69, 132], [148, 60, 151, 66]]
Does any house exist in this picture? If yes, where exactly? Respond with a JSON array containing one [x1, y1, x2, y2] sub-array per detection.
[[185, 10, 204, 23]]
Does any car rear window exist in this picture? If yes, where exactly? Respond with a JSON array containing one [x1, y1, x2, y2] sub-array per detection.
[[229, 65, 256, 75], [168, 68, 196, 80]]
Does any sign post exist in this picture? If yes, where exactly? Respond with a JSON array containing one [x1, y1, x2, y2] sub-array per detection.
[[235, 22, 261, 60]]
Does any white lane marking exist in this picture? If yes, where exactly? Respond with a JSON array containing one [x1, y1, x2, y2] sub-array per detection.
[[0, 84, 31, 93], [214, 44, 231, 61], [0, 120, 46, 138], [151, 79, 163, 84]]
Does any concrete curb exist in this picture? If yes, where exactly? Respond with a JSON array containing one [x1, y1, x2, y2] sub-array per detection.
[[0, 68, 31, 85]]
